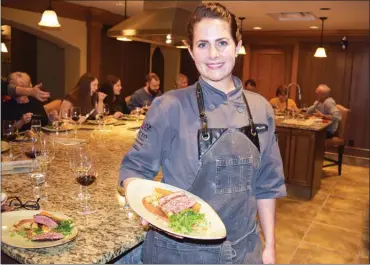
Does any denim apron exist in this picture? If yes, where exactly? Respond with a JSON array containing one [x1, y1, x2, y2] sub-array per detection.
[[141, 84, 262, 264]]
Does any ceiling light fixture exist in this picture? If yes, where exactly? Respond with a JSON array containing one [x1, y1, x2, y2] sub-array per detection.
[[1, 29, 8, 53], [165, 39, 172, 44], [116, 37, 132, 42], [175, 40, 188, 49], [253, 26, 262, 30], [314, 17, 327, 58], [310, 26, 319, 29], [38, 0, 61, 28], [238, 17, 246, 55]]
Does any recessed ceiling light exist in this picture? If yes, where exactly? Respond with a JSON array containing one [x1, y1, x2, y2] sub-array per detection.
[[253, 26, 262, 30], [310, 26, 319, 29]]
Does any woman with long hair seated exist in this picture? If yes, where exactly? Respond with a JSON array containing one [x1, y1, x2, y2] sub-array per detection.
[[269, 85, 298, 111], [99, 75, 129, 119], [2, 72, 48, 131], [60, 73, 106, 120]]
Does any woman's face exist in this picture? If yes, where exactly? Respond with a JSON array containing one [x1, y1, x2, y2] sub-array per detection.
[[90, 78, 99, 95], [188, 18, 241, 85], [178, 77, 188, 89], [278, 94, 287, 102], [113, 80, 122, 95]]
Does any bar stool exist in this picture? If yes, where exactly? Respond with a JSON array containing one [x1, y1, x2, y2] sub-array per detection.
[[323, 104, 350, 175]]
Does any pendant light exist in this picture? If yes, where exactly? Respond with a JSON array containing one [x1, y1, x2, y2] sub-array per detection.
[[1, 30, 7, 53], [314, 17, 327, 58], [238, 17, 246, 55], [116, 0, 132, 42], [39, 0, 61, 28]]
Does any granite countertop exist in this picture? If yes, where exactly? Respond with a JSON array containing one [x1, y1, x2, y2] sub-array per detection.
[[1, 121, 146, 264], [275, 118, 332, 131]]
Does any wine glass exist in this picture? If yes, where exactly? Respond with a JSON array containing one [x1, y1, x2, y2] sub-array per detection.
[[70, 145, 92, 201], [102, 104, 110, 127], [71, 107, 81, 136], [31, 119, 41, 140], [60, 109, 71, 134], [35, 136, 55, 187], [142, 100, 150, 113], [77, 161, 98, 215], [2, 120, 17, 159], [48, 111, 62, 135], [132, 107, 141, 122], [29, 161, 46, 199]]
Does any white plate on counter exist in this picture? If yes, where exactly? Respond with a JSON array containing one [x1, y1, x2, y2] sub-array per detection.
[[2, 210, 78, 249]]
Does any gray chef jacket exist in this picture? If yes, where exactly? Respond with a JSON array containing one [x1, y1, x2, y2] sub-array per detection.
[[120, 76, 286, 200]]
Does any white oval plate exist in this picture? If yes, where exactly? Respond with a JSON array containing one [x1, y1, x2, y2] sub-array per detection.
[[126, 179, 227, 240], [2, 210, 78, 249], [41, 125, 74, 133]]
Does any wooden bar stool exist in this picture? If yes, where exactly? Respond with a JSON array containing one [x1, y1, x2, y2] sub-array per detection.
[[323, 104, 350, 175]]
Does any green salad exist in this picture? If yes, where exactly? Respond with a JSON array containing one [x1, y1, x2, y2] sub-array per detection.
[[168, 209, 208, 234]]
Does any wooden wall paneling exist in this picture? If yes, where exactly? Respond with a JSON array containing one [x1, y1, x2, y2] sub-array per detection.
[[250, 46, 292, 100], [87, 18, 102, 78], [100, 26, 151, 98], [10, 27, 37, 84], [347, 46, 370, 149], [180, 49, 199, 86], [241, 45, 251, 83], [232, 55, 244, 80]]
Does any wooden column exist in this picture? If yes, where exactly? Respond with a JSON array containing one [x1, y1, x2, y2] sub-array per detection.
[[241, 45, 251, 83], [290, 43, 300, 103], [86, 12, 102, 78]]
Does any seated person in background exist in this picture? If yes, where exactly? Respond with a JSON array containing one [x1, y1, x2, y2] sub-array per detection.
[[60, 73, 106, 120], [306, 84, 341, 138], [99, 75, 129, 119], [269, 85, 298, 111], [2, 77, 50, 102], [174, 73, 189, 89], [1, 72, 48, 131], [244, 79, 257, 92], [128, 73, 162, 112]]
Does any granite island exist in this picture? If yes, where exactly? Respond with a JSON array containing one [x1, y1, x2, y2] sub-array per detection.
[[275, 118, 332, 200], [1, 122, 146, 264]]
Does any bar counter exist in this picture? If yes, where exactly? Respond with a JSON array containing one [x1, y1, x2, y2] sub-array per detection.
[[275, 118, 332, 200], [1, 122, 146, 264]]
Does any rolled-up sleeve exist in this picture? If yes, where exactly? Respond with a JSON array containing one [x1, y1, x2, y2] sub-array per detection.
[[255, 107, 287, 199], [328, 102, 341, 122], [119, 97, 169, 185]]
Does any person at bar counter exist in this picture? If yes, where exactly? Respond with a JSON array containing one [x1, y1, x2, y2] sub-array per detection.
[[306, 84, 341, 138], [244, 78, 257, 92], [99, 75, 130, 119], [119, 3, 286, 264], [60, 73, 106, 119], [127, 73, 162, 112], [269, 85, 298, 111], [174, 73, 189, 89], [2, 72, 48, 131]]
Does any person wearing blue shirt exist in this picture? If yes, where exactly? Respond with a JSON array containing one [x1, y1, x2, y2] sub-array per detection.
[[127, 73, 162, 112], [118, 3, 286, 264]]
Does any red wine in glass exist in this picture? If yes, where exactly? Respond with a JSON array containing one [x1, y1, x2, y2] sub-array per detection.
[[25, 150, 41, 159], [76, 175, 96, 186], [72, 116, 79, 122], [5, 134, 16, 142]]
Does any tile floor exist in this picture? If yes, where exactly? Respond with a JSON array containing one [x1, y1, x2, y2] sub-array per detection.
[[274, 164, 369, 264]]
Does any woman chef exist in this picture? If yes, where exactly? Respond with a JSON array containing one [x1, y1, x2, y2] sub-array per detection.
[[119, 3, 286, 264]]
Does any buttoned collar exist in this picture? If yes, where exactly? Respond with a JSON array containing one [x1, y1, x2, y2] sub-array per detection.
[[198, 76, 244, 110]]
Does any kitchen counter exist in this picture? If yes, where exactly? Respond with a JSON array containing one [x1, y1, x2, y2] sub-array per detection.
[[275, 118, 332, 200], [1, 122, 146, 264]]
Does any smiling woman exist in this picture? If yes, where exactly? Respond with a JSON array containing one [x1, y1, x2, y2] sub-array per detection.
[[119, 2, 286, 264]]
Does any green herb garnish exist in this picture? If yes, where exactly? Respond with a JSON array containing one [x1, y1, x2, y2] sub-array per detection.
[[168, 209, 208, 234], [54, 220, 73, 236], [34, 226, 43, 235]]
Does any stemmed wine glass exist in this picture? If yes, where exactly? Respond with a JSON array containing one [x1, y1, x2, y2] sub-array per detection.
[[30, 119, 41, 140], [103, 104, 110, 126], [2, 120, 17, 159], [60, 109, 71, 134], [29, 161, 45, 199], [48, 111, 62, 135], [35, 136, 55, 188], [71, 107, 81, 136], [69, 144, 91, 201]]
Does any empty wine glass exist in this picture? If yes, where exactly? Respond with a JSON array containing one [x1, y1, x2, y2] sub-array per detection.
[[132, 107, 141, 122], [2, 120, 17, 159], [60, 109, 71, 135], [35, 136, 55, 187], [30, 119, 41, 140], [29, 161, 45, 199], [48, 111, 62, 135]]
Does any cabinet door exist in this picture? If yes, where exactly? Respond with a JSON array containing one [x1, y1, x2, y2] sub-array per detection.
[[288, 130, 315, 186], [275, 127, 291, 180]]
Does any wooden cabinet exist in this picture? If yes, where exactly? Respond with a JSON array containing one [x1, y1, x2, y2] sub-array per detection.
[[276, 126, 326, 200]]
